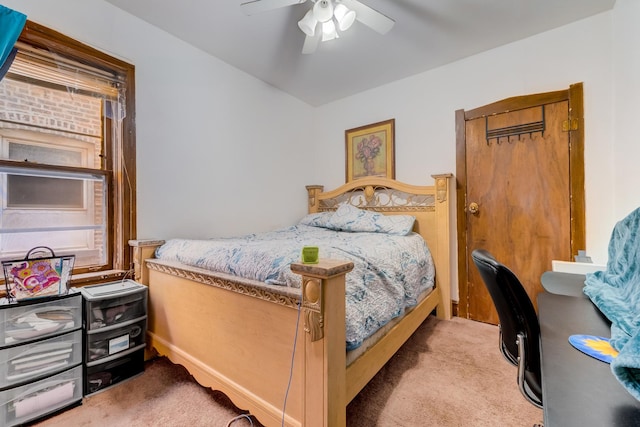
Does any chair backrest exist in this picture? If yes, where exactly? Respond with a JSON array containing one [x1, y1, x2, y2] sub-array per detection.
[[471, 249, 541, 376]]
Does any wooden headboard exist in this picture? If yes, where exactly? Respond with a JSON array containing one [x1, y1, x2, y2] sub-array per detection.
[[305, 174, 453, 319]]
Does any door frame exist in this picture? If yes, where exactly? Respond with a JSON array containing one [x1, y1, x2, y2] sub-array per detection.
[[455, 82, 585, 318]]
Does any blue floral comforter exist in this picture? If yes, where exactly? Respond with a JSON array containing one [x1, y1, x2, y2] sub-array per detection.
[[155, 225, 435, 350]]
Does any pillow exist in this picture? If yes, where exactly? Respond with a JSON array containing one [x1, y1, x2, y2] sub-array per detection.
[[299, 211, 334, 228], [327, 203, 416, 235]]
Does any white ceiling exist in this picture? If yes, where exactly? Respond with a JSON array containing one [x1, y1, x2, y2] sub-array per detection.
[[104, 0, 615, 106]]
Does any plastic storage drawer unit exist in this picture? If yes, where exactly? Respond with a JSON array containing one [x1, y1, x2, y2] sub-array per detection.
[[81, 280, 147, 396], [0, 329, 82, 390], [0, 364, 82, 427], [0, 293, 82, 347]]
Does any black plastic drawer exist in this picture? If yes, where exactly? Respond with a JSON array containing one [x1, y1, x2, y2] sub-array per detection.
[[81, 281, 147, 332], [85, 317, 146, 363], [84, 347, 144, 395]]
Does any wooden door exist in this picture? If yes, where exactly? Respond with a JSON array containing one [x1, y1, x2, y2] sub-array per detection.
[[456, 83, 585, 324]]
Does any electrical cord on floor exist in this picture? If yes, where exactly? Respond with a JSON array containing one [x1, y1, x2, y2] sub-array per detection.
[[281, 301, 302, 427], [225, 414, 254, 427]]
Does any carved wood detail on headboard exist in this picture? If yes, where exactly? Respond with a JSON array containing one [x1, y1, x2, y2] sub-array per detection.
[[306, 181, 436, 213]]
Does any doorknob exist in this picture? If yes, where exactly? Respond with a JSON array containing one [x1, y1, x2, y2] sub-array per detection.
[[468, 202, 479, 215]]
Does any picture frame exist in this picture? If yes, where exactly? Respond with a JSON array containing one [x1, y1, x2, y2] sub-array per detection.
[[345, 118, 395, 182]]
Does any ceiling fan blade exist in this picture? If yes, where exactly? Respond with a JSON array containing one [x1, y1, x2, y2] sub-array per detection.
[[302, 31, 321, 54], [240, 0, 307, 15], [341, 0, 395, 34]]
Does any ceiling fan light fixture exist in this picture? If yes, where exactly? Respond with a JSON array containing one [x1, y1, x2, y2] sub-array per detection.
[[321, 19, 338, 41], [313, 0, 334, 23], [333, 4, 356, 31], [298, 9, 318, 37]]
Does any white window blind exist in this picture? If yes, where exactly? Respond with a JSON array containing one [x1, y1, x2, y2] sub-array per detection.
[[9, 42, 121, 98]]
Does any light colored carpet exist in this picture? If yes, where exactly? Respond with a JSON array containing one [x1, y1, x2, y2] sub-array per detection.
[[33, 316, 543, 426]]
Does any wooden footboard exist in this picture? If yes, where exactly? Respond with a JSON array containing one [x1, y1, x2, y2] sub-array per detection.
[[129, 251, 353, 427], [129, 174, 453, 427]]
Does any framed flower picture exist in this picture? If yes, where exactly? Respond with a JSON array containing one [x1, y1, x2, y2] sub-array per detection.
[[345, 119, 395, 182]]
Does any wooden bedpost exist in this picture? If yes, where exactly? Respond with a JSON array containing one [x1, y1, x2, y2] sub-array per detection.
[[431, 173, 453, 320], [290, 259, 354, 427], [129, 239, 165, 285], [306, 185, 324, 213], [129, 239, 165, 362]]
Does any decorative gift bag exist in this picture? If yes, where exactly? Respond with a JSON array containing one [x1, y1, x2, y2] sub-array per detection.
[[2, 246, 75, 302]]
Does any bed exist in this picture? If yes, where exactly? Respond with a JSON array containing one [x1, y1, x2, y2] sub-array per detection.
[[129, 174, 452, 427]]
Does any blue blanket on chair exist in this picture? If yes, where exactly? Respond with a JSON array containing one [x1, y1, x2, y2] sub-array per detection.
[[584, 207, 640, 401]]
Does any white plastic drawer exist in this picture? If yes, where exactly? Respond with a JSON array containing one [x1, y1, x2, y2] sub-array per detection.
[[0, 294, 82, 347], [86, 317, 146, 363], [0, 364, 82, 427], [0, 329, 82, 390]]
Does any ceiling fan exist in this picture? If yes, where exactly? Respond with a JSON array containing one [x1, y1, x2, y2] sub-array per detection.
[[240, 0, 395, 54]]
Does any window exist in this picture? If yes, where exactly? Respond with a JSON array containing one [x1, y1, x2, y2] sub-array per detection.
[[0, 21, 136, 282]]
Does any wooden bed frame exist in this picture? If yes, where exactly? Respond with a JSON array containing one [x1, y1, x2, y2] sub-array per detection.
[[129, 174, 452, 427]]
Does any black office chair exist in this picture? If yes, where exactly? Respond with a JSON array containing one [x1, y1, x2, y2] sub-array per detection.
[[471, 249, 543, 409]]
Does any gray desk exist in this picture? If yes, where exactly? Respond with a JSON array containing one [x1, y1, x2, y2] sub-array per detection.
[[538, 292, 640, 426]]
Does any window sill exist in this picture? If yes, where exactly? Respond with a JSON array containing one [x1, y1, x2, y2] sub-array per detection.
[[69, 270, 132, 287]]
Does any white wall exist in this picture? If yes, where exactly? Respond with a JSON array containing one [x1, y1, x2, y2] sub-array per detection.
[[312, 11, 618, 300], [613, 0, 640, 221], [2, 0, 316, 239]]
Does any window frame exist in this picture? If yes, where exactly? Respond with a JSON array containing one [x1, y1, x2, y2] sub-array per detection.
[[11, 20, 136, 284]]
